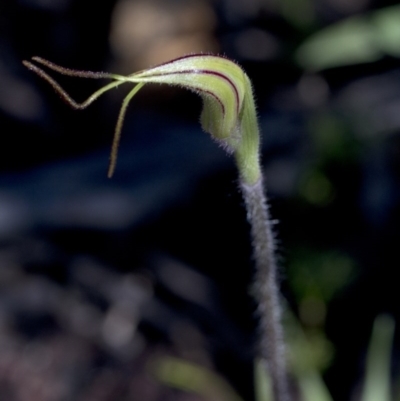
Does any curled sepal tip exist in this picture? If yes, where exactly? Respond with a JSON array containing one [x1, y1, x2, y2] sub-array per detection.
[[23, 54, 261, 184]]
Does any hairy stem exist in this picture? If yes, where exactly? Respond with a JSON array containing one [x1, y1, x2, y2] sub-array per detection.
[[240, 178, 289, 401]]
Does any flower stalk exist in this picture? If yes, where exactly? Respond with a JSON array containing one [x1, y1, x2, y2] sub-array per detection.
[[241, 179, 288, 401], [23, 54, 290, 401]]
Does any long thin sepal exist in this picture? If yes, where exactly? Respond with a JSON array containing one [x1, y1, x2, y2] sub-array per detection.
[[23, 60, 123, 109], [108, 82, 146, 178]]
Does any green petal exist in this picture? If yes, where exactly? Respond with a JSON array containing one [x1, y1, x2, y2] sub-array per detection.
[[127, 54, 247, 146]]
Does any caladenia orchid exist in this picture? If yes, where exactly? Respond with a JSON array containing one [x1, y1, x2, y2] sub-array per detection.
[[23, 54, 290, 401]]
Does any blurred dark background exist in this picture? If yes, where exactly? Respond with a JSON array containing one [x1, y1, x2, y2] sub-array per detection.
[[2, 0, 400, 400]]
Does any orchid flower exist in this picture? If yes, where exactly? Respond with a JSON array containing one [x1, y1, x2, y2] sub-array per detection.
[[23, 55, 260, 185], [23, 54, 290, 401]]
